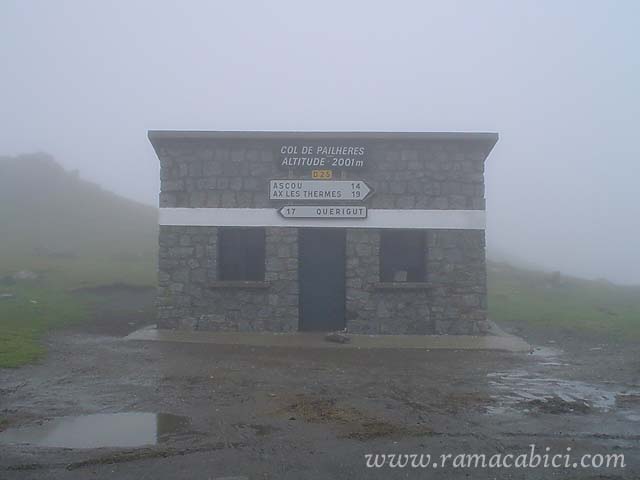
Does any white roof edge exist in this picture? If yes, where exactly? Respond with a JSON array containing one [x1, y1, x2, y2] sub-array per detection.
[[148, 130, 499, 144]]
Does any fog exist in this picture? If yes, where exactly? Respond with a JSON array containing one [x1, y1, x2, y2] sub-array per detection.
[[1, 1, 638, 284]]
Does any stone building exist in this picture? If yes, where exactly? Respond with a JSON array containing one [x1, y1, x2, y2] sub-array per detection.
[[149, 131, 498, 335]]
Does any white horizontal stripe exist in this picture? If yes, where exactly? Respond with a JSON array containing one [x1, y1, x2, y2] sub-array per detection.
[[159, 208, 485, 230]]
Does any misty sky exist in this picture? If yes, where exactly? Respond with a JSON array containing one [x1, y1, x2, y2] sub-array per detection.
[[1, 1, 638, 284]]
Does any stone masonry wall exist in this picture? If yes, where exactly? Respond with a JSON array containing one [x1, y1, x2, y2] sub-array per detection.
[[158, 226, 298, 331], [345, 229, 488, 335], [156, 140, 488, 211]]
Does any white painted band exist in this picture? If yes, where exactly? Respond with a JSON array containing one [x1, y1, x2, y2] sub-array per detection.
[[159, 208, 485, 230]]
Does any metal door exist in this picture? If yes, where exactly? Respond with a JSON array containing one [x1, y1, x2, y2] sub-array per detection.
[[298, 228, 346, 331]]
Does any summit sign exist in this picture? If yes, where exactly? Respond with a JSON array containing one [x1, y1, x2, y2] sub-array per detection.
[[278, 144, 367, 169]]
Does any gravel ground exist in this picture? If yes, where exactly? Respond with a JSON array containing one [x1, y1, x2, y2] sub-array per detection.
[[0, 290, 638, 479]]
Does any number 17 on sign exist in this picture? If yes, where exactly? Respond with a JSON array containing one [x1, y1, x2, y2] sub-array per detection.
[[282, 207, 297, 216]]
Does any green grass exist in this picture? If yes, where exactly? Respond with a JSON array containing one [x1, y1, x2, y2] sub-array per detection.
[[0, 283, 87, 367], [488, 262, 640, 341], [0, 154, 157, 367]]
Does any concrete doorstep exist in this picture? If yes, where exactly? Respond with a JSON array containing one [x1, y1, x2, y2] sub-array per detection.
[[124, 322, 531, 353]]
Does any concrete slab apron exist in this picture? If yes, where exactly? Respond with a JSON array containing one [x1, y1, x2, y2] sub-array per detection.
[[125, 326, 531, 352]]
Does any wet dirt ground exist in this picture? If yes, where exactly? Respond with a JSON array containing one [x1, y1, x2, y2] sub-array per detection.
[[1, 290, 639, 479]]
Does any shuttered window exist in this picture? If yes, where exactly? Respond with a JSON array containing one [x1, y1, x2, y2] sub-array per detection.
[[379, 230, 426, 282], [218, 228, 266, 281]]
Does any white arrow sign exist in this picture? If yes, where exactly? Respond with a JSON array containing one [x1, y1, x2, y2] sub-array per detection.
[[279, 205, 368, 219], [269, 180, 372, 201]]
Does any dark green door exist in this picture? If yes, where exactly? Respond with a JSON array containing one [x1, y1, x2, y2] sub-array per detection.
[[298, 228, 346, 331]]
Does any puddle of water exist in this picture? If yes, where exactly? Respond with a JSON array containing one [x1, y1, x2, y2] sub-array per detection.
[[538, 362, 567, 367], [488, 369, 619, 413], [528, 346, 568, 366], [486, 345, 640, 421], [529, 346, 561, 357], [0, 413, 188, 448]]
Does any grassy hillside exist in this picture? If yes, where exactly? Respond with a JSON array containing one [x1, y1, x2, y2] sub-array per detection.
[[488, 261, 640, 341], [0, 154, 157, 367], [0, 153, 157, 288]]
